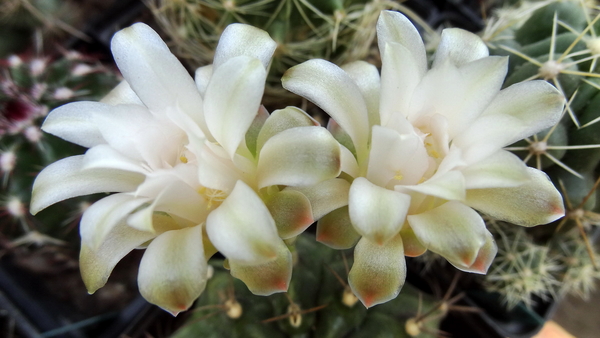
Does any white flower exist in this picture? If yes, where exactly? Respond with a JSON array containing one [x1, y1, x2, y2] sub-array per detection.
[[30, 22, 341, 314], [282, 10, 566, 308]]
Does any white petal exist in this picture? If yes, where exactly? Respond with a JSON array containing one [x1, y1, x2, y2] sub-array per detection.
[[399, 170, 466, 202], [432, 28, 489, 68], [206, 180, 281, 265], [341, 61, 381, 127], [349, 177, 411, 245], [110, 23, 208, 133], [340, 144, 359, 178], [138, 225, 207, 315], [466, 167, 565, 226], [213, 23, 277, 70], [194, 65, 213, 98], [462, 150, 530, 189], [282, 59, 370, 164], [257, 126, 341, 188], [82, 144, 147, 174], [197, 143, 243, 192], [30, 156, 144, 215], [407, 201, 488, 268], [41, 102, 108, 148], [204, 56, 266, 158], [288, 178, 350, 220], [376, 10, 427, 76], [100, 80, 143, 106], [80, 193, 149, 250], [256, 106, 318, 153]]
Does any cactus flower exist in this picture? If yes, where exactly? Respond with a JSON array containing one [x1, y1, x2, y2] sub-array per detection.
[[30, 22, 340, 314], [283, 10, 566, 308]]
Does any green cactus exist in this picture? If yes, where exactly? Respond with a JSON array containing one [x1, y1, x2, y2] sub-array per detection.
[[170, 234, 445, 338], [147, 0, 430, 104], [0, 51, 120, 241], [480, 0, 600, 308]]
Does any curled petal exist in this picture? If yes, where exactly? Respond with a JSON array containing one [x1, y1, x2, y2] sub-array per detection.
[[80, 220, 155, 293], [82, 144, 147, 174], [204, 56, 266, 158], [256, 106, 318, 153], [282, 59, 369, 163], [316, 206, 361, 250], [138, 225, 208, 315], [31, 156, 144, 215], [257, 126, 341, 188], [213, 23, 277, 70], [42, 102, 108, 148], [229, 241, 292, 296], [466, 167, 565, 226], [206, 180, 281, 265], [266, 189, 314, 239], [349, 177, 411, 245], [454, 230, 497, 274], [288, 178, 350, 220], [407, 201, 487, 268], [432, 28, 489, 68], [348, 234, 406, 308]]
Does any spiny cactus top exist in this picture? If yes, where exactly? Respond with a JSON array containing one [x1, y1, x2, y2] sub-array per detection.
[[282, 10, 566, 308], [29, 22, 342, 315]]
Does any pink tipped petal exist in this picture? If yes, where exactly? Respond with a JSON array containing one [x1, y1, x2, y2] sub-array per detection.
[[229, 242, 292, 296], [466, 167, 565, 227], [206, 180, 281, 265], [100, 80, 143, 106], [349, 177, 411, 245], [41, 102, 108, 148], [288, 178, 350, 220], [452, 230, 497, 274], [257, 126, 341, 188], [138, 225, 208, 315], [432, 28, 489, 68], [203, 56, 267, 158], [376, 11, 427, 76], [348, 235, 406, 308], [256, 106, 318, 153], [213, 23, 277, 70], [80, 221, 155, 294], [30, 156, 144, 215], [341, 61, 381, 127], [282, 59, 369, 162], [266, 189, 314, 239], [80, 193, 149, 250], [407, 202, 488, 267], [399, 223, 427, 257], [316, 206, 361, 250], [462, 150, 530, 189], [110, 23, 206, 129]]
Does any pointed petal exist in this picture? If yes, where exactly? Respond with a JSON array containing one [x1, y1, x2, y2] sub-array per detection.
[[204, 56, 266, 158], [257, 126, 341, 188], [454, 230, 497, 274], [138, 226, 207, 315], [348, 234, 406, 308], [398, 170, 466, 201], [206, 180, 281, 265], [30, 156, 144, 215], [41, 102, 108, 148], [82, 144, 147, 174], [316, 206, 361, 250], [341, 61, 381, 127], [407, 201, 487, 268], [282, 59, 369, 162], [80, 221, 155, 293], [454, 80, 564, 164], [376, 10, 427, 76], [349, 177, 411, 245], [399, 223, 426, 257], [213, 23, 276, 70], [466, 167, 565, 226], [194, 65, 213, 98], [256, 106, 318, 153], [288, 178, 350, 220], [432, 28, 489, 68], [462, 150, 530, 189], [110, 23, 207, 130], [266, 189, 314, 239], [80, 193, 149, 250], [229, 241, 292, 296], [100, 80, 143, 106]]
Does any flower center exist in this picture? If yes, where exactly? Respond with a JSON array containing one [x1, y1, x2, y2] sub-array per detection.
[[198, 187, 227, 209]]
